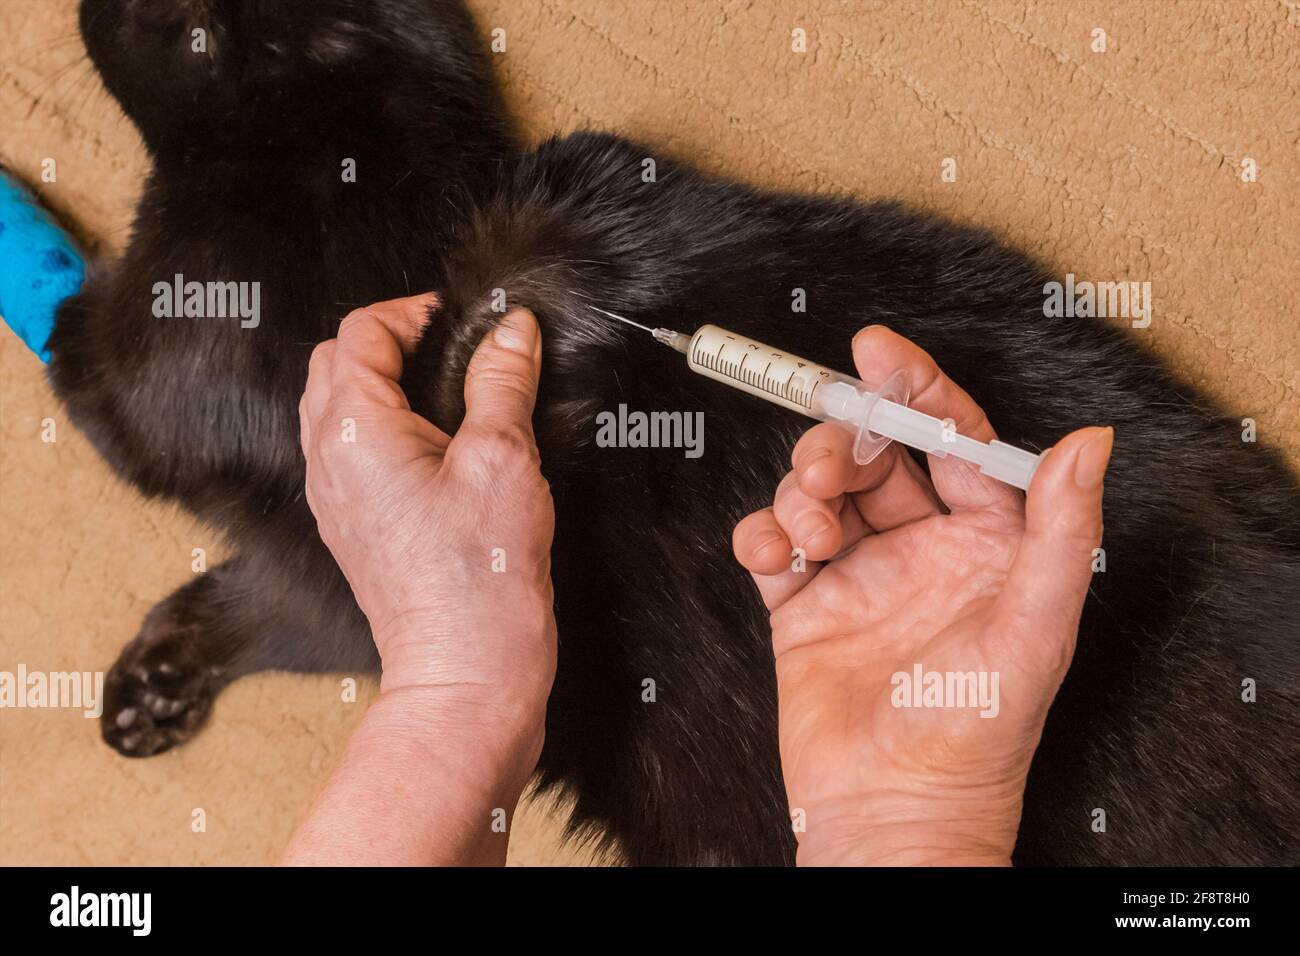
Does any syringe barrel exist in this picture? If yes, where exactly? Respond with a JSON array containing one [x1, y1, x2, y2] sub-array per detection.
[[684, 324, 850, 418], [678, 324, 1044, 491]]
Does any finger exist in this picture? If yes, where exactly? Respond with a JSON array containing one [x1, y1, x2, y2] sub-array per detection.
[[772, 471, 846, 561], [351, 293, 438, 354], [302, 339, 337, 438], [853, 447, 947, 532], [333, 309, 414, 400], [298, 393, 311, 460], [460, 309, 543, 440], [329, 293, 436, 393], [300, 340, 336, 455], [732, 509, 823, 610], [995, 426, 1112, 661], [793, 423, 941, 533], [732, 508, 796, 576], [750, 566, 823, 612], [322, 300, 450, 447], [851, 326, 1022, 514]]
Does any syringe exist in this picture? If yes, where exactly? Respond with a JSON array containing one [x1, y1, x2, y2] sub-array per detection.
[[590, 307, 1044, 491]]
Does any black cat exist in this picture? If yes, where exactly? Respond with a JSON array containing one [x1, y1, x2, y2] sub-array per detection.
[[48, 0, 1299, 866], [52, 0, 514, 742]]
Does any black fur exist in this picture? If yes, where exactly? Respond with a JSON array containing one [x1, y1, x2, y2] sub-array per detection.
[[46, 0, 1298, 865]]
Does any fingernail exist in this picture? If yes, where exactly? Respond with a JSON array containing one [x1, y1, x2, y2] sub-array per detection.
[[794, 511, 830, 547], [495, 311, 536, 355], [752, 530, 784, 555], [1073, 426, 1114, 489]]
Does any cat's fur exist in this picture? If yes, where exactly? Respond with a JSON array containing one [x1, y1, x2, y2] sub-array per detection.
[[46, 0, 1298, 865]]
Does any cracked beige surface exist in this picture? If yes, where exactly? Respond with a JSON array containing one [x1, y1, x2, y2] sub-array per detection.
[[1, 0, 1296, 865]]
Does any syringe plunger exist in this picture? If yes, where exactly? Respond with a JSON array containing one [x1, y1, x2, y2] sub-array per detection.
[[814, 380, 1042, 490]]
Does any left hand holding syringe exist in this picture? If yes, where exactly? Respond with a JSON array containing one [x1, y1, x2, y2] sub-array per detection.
[[287, 297, 556, 866], [732, 325, 1114, 866]]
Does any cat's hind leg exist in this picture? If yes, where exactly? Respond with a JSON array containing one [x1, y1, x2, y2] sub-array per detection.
[[101, 548, 376, 757], [101, 573, 229, 757]]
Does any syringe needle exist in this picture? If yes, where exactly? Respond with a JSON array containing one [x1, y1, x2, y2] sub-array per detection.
[[588, 305, 692, 355], [587, 305, 657, 334]]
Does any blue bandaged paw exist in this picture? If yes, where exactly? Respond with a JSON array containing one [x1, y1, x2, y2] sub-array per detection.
[[0, 171, 86, 363]]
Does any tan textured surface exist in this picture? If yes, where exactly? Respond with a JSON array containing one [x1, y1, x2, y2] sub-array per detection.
[[1, 1, 1297, 865]]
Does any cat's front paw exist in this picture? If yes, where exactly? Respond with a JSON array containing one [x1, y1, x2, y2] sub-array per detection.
[[101, 602, 220, 758]]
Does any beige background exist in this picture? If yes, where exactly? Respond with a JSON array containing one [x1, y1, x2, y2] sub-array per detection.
[[1, 1, 1296, 865]]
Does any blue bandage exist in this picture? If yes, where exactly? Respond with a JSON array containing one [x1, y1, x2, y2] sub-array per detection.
[[0, 171, 86, 364]]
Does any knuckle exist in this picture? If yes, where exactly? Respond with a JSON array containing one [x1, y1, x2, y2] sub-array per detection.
[[350, 370, 408, 409], [771, 598, 818, 645], [308, 339, 334, 366], [773, 470, 799, 502], [315, 437, 346, 469], [457, 425, 540, 471], [315, 418, 357, 463], [307, 340, 336, 379], [467, 359, 534, 396], [1047, 507, 1104, 550], [1063, 521, 1104, 554], [338, 309, 386, 348], [340, 307, 380, 329], [486, 425, 539, 461]]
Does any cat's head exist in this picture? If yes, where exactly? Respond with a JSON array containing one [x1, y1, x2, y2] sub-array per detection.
[[80, 0, 499, 152]]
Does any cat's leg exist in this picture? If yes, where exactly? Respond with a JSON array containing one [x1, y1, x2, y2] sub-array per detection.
[[101, 549, 376, 757]]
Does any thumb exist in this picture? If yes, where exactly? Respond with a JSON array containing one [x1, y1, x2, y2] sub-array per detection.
[[1000, 426, 1113, 638], [461, 309, 543, 438]]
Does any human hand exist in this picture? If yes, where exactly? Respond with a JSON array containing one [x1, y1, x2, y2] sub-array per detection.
[[732, 327, 1111, 866], [285, 295, 555, 866], [299, 295, 555, 739]]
